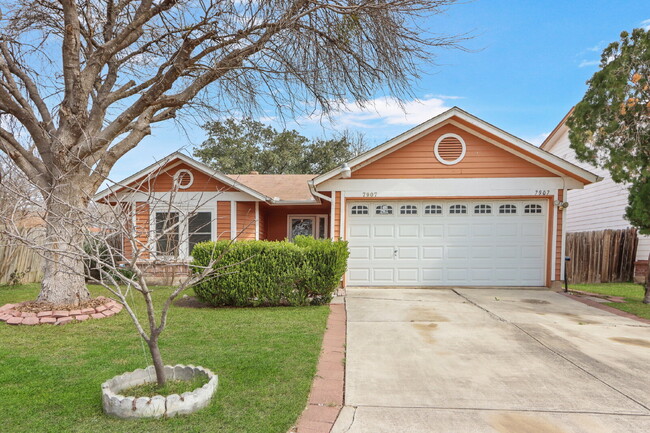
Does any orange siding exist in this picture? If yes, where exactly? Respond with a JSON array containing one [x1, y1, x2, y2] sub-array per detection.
[[334, 192, 341, 239], [258, 205, 268, 240], [555, 190, 564, 281], [127, 202, 149, 260], [352, 123, 555, 179], [124, 161, 237, 193], [237, 202, 256, 240], [216, 201, 231, 240]]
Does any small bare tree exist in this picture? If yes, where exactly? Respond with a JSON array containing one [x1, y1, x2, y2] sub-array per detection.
[[0, 0, 466, 305], [1, 164, 249, 386]]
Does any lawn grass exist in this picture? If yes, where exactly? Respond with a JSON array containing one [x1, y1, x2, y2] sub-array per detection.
[[0, 284, 330, 433], [570, 282, 650, 320]]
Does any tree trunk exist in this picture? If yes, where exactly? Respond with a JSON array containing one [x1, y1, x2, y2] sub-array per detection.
[[148, 336, 167, 387], [644, 252, 650, 304], [37, 181, 91, 306]]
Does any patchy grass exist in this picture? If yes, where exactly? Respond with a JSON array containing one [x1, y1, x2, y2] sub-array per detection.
[[570, 282, 650, 320], [122, 377, 209, 398], [0, 284, 329, 433]]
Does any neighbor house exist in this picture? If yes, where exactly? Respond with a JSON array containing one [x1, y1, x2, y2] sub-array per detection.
[[541, 109, 649, 283], [95, 107, 600, 288]]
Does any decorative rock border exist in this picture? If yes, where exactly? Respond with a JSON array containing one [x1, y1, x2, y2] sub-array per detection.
[[0, 296, 123, 326], [102, 364, 218, 419]]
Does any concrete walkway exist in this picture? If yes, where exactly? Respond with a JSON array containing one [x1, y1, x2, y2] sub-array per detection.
[[332, 288, 650, 433]]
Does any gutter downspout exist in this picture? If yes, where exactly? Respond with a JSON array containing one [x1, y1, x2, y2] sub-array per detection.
[[308, 180, 332, 202]]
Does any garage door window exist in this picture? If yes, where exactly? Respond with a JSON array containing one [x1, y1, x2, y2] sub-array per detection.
[[351, 205, 369, 215], [425, 204, 442, 215], [449, 204, 467, 214], [400, 205, 418, 215], [375, 205, 393, 215], [474, 204, 492, 214], [499, 204, 517, 214], [524, 204, 543, 214]]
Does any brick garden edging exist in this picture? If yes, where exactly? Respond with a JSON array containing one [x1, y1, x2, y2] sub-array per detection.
[[291, 299, 346, 433], [0, 296, 123, 326]]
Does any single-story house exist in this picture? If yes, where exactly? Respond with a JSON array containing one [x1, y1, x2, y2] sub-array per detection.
[[95, 107, 600, 288], [541, 109, 649, 283]]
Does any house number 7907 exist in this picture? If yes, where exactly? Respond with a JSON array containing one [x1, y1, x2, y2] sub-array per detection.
[[535, 190, 550, 195], [362, 192, 378, 197]]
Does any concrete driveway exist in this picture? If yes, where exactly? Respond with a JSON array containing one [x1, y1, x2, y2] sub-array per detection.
[[331, 288, 650, 433]]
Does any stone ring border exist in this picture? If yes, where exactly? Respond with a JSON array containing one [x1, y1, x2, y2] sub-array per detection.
[[0, 296, 123, 325], [102, 364, 218, 418]]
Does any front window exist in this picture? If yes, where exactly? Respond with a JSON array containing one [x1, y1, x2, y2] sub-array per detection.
[[188, 212, 212, 253], [155, 212, 179, 256], [288, 215, 329, 241]]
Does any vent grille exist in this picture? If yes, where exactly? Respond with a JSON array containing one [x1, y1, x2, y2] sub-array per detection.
[[174, 169, 193, 189], [434, 133, 466, 165]]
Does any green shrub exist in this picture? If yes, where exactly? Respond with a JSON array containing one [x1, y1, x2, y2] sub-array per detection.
[[191, 237, 349, 307]]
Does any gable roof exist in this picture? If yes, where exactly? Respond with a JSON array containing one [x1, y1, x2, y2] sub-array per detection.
[[228, 174, 316, 202], [94, 152, 272, 202], [540, 107, 574, 151], [312, 106, 601, 186]]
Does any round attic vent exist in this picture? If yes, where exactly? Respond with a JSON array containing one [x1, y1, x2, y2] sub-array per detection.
[[434, 133, 466, 165], [174, 169, 193, 189]]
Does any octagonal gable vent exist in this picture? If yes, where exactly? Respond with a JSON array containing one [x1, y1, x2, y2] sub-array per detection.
[[434, 133, 466, 165]]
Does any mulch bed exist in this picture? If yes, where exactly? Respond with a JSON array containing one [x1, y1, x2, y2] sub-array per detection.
[[14, 298, 107, 313], [0, 296, 123, 326]]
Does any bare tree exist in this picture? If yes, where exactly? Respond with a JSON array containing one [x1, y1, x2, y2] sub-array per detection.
[[2, 166, 248, 386], [0, 0, 465, 305]]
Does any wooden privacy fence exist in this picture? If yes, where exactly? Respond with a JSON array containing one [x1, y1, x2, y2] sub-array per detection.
[[566, 228, 638, 284], [0, 227, 44, 285]]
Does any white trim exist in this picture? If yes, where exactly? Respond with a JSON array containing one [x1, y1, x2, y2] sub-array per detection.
[[94, 151, 271, 202], [330, 192, 336, 239], [560, 187, 568, 281], [434, 133, 466, 165], [287, 214, 329, 241], [230, 201, 237, 240], [551, 191, 558, 280], [255, 202, 260, 240], [340, 191, 346, 241], [312, 107, 601, 186]]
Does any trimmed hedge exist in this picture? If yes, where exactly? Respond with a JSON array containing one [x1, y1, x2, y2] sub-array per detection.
[[190, 236, 349, 307]]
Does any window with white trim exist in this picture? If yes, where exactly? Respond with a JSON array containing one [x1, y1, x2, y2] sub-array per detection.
[[424, 205, 442, 215], [351, 205, 369, 215], [400, 205, 418, 215], [188, 212, 212, 253], [499, 204, 517, 214], [474, 204, 492, 214], [375, 205, 393, 215], [524, 204, 543, 214], [449, 204, 467, 214], [155, 212, 180, 256]]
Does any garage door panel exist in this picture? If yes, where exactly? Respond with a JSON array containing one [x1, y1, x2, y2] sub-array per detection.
[[397, 268, 419, 282], [398, 225, 419, 237], [422, 224, 444, 238], [346, 200, 547, 287], [423, 246, 443, 259], [349, 246, 370, 259], [373, 225, 395, 237], [373, 268, 394, 282], [373, 247, 394, 259]]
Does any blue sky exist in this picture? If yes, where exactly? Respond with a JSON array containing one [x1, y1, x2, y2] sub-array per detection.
[[108, 0, 650, 182]]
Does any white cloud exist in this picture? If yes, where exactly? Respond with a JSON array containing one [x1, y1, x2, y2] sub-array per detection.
[[641, 19, 650, 31], [525, 132, 550, 147], [311, 96, 457, 129], [579, 59, 600, 68]]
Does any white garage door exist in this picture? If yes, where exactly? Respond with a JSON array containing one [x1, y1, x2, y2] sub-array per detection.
[[346, 200, 548, 287]]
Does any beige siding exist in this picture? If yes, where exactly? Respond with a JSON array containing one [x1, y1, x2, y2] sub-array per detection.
[[544, 126, 650, 261]]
